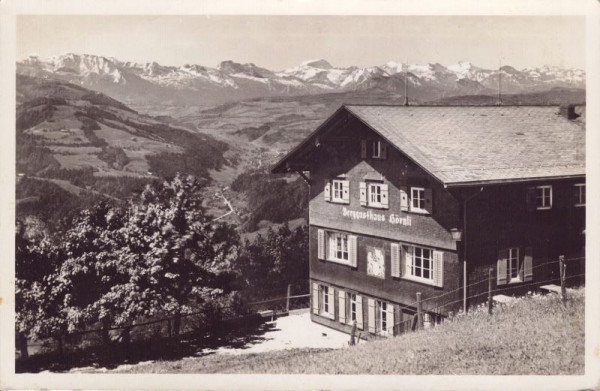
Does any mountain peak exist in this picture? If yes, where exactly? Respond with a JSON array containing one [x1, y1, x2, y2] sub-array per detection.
[[300, 59, 333, 69]]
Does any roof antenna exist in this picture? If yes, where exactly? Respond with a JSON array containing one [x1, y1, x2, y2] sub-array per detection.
[[403, 58, 409, 106], [497, 59, 502, 106]]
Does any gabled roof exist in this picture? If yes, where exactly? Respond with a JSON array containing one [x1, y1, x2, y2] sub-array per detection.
[[272, 105, 585, 186]]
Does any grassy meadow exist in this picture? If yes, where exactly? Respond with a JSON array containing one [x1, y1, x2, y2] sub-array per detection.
[[114, 289, 584, 375]]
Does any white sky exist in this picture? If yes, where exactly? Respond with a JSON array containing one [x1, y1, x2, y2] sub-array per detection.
[[17, 15, 585, 70]]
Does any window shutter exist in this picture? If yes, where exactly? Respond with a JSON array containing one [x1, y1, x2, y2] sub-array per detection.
[[400, 187, 409, 211], [349, 235, 358, 268], [380, 184, 389, 209], [359, 182, 367, 206], [526, 187, 536, 211], [356, 295, 364, 330], [402, 245, 413, 276], [361, 140, 367, 159], [367, 298, 376, 334], [327, 288, 335, 319], [317, 229, 325, 260], [380, 142, 388, 160], [338, 289, 346, 324], [391, 243, 400, 278], [497, 249, 509, 285], [312, 283, 319, 314], [386, 304, 395, 336], [324, 180, 331, 202], [433, 250, 444, 287], [424, 188, 433, 214], [342, 180, 350, 204], [523, 247, 533, 282]]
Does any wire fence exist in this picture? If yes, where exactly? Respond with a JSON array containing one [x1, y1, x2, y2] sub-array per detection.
[[18, 280, 311, 364], [386, 255, 585, 337]]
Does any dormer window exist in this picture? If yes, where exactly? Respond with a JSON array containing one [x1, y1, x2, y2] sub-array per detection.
[[361, 139, 387, 160], [371, 140, 383, 159]]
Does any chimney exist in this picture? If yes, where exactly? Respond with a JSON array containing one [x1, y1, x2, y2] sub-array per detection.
[[559, 105, 579, 120]]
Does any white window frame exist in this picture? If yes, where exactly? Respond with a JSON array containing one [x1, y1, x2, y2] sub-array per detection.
[[331, 180, 345, 203], [368, 182, 383, 208], [319, 285, 330, 316], [405, 245, 434, 284], [327, 231, 350, 264], [574, 183, 585, 207], [508, 247, 521, 283], [377, 300, 388, 334], [411, 187, 426, 212], [535, 185, 552, 210], [346, 292, 357, 325]]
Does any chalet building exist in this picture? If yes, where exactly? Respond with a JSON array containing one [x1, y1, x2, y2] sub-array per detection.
[[272, 105, 585, 338]]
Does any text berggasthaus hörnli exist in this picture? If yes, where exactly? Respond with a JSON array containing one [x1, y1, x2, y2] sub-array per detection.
[[342, 207, 412, 226]]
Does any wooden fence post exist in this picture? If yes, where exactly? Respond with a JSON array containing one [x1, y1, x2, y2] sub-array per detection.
[[488, 268, 493, 315], [416, 292, 423, 330], [559, 255, 567, 306], [286, 284, 291, 313]]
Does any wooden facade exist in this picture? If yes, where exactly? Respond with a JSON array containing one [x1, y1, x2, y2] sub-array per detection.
[[272, 105, 585, 339]]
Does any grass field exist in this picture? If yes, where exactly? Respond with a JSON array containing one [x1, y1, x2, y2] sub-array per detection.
[[115, 289, 584, 375]]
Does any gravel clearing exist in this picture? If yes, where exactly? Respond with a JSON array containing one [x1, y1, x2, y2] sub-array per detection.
[[202, 311, 349, 355]]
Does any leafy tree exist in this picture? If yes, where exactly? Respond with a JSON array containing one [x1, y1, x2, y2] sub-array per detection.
[[125, 174, 239, 335], [237, 223, 309, 300], [15, 220, 65, 358], [57, 201, 144, 344]]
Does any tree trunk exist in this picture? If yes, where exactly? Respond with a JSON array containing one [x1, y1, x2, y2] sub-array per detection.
[[17, 332, 29, 360], [172, 313, 181, 338], [101, 318, 111, 346], [122, 326, 131, 360], [56, 335, 64, 356]]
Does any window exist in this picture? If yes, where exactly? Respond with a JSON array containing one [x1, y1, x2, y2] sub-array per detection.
[[535, 185, 552, 210], [318, 229, 357, 267], [312, 282, 334, 318], [378, 301, 388, 334], [368, 299, 393, 336], [361, 139, 387, 160], [497, 247, 533, 285], [411, 187, 426, 212], [368, 183, 382, 207], [328, 232, 349, 262], [361, 182, 388, 208], [508, 248, 520, 282], [410, 247, 433, 281], [332, 180, 345, 202], [319, 285, 332, 317], [399, 245, 444, 287], [347, 292, 357, 324], [574, 183, 585, 207], [324, 179, 349, 204], [320, 285, 329, 315], [371, 140, 382, 158]]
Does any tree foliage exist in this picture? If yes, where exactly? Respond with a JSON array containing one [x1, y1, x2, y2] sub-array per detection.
[[236, 223, 309, 300], [16, 174, 241, 344]]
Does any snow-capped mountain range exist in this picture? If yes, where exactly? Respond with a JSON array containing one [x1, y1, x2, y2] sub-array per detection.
[[17, 53, 586, 106]]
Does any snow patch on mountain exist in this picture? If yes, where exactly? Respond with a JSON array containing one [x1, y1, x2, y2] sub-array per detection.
[[17, 53, 585, 106]]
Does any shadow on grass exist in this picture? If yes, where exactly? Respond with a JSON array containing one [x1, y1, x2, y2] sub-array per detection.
[[16, 318, 278, 373]]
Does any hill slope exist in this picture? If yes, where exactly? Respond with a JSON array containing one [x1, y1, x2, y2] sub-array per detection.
[[16, 75, 230, 231], [116, 289, 584, 375], [17, 74, 228, 180]]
